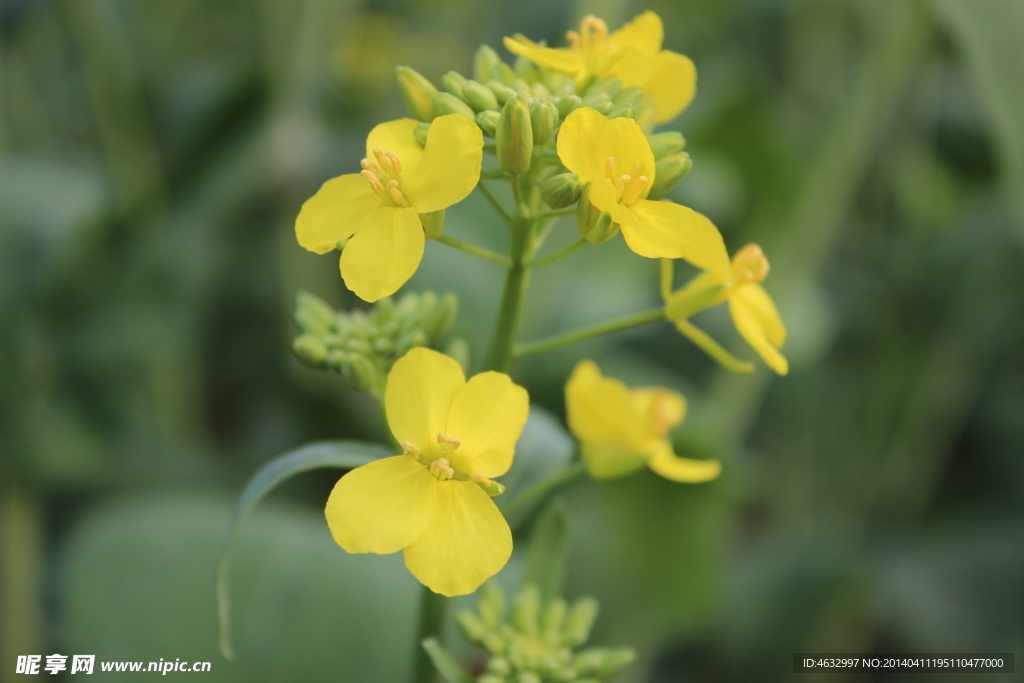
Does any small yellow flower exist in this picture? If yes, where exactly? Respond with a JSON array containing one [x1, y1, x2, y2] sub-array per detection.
[[565, 360, 721, 483], [325, 347, 529, 596], [504, 11, 696, 123], [295, 115, 483, 302], [665, 237, 789, 375], [557, 107, 723, 264]]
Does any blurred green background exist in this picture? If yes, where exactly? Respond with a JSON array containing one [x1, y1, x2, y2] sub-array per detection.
[[2, 0, 1023, 681]]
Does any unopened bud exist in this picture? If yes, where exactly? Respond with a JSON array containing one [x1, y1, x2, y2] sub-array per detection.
[[412, 122, 430, 147], [396, 329, 428, 357], [562, 597, 598, 646], [513, 55, 540, 83], [596, 648, 636, 677], [581, 92, 613, 115], [512, 585, 541, 634], [540, 173, 582, 210], [473, 45, 503, 83], [463, 80, 499, 112], [517, 673, 541, 683], [456, 610, 488, 643], [395, 66, 437, 122], [488, 80, 518, 106], [440, 70, 468, 100], [476, 110, 500, 137], [555, 93, 582, 120], [529, 99, 557, 144], [482, 632, 506, 654], [541, 598, 567, 642], [444, 338, 470, 373], [607, 102, 636, 120], [292, 335, 328, 368], [345, 338, 372, 355], [473, 473, 506, 497], [340, 353, 378, 392], [575, 183, 618, 244], [497, 96, 533, 174], [419, 208, 445, 239], [477, 676, 505, 683], [295, 291, 336, 336], [478, 581, 506, 629], [510, 78, 531, 97], [647, 131, 686, 159], [487, 657, 511, 676], [584, 75, 622, 98], [433, 92, 476, 120], [613, 85, 643, 106], [647, 152, 692, 200], [372, 337, 394, 354], [423, 292, 458, 337]]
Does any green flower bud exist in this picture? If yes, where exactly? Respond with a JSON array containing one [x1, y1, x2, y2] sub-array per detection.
[[613, 85, 643, 106], [487, 657, 511, 676], [478, 581, 507, 629], [419, 208, 445, 239], [562, 597, 598, 646], [596, 648, 635, 677], [512, 585, 541, 635], [345, 338, 372, 355], [440, 70, 468, 100], [456, 610, 488, 643], [541, 598, 567, 643], [488, 80, 518, 106], [444, 338, 471, 373], [529, 99, 557, 144], [511, 78, 532, 97], [396, 329, 428, 357], [295, 291, 335, 336], [497, 96, 533, 174], [372, 337, 394, 354], [607, 102, 637, 120], [463, 80, 499, 112], [647, 131, 686, 159], [474, 45, 503, 83], [529, 82, 551, 99], [424, 292, 458, 338], [374, 297, 395, 321], [584, 75, 621, 99], [540, 173, 582, 210], [482, 632, 506, 655], [477, 110, 500, 137], [433, 92, 476, 120], [575, 183, 618, 245], [292, 335, 328, 368], [477, 677, 505, 683], [647, 152, 692, 200], [581, 92, 613, 115], [517, 674, 541, 683], [555, 94, 582, 120], [413, 121, 430, 146], [326, 349, 348, 372], [395, 66, 437, 122], [514, 55, 540, 83], [340, 353, 378, 392]]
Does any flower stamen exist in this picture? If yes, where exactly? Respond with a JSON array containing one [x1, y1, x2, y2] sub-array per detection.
[[386, 180, 406, 206], [361, 170, 385, 195], [622, 176, 648, 205], [402, 441, 421, 457], [429, 457, 455, 481], [731, 244, 770, 287]]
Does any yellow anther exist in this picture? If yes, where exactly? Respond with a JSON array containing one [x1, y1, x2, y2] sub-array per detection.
[[614, 174, 630, 199], [731, 244, 770, 286], [628, 160, 642, 178], [579, 15, 608, 50], [385, 151, 402, 175], [361, 170, 384, 195], [472, 473, 492, 486], [605, 157, 616, 182], [360, 158, 380, 173], [372, 147, 391, 173], [386, 180, 405, 205], [401, 441, 420, 457], [429, 457, 454, 481], [622, 176, 648, 205]]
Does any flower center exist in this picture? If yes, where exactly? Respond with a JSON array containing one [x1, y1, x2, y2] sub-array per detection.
[[604, 157, 648, 206], [730, 244, 770, 288], [646, 391, 679, 438], [361, 147, 410, 207]]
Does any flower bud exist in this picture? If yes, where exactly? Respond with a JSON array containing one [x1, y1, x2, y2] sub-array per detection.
[[488, 80, 518, 106], [647, 152, 692, 200], [512, 585, 541, 635], [463, 80, 499, 112], [477, 676, 506, 683], [529, 99, 557, 144], [584, 75, 621, 98], [413, 122, 430, 146], [562, 597, 598, 646], [541, 598, 567, 643], [395, 66, 437, 122], [456, 610, 488, 643], [326, 348, 348, 372], [517, 674, 541, 683], [295, 291, 336, 336], [607, 102, 636, 120], [478, 581, 507, 629], [473, 45, 503, 83], [612, 85, 643, 106], [433, 92, 476, 120], [372, 337, 394, 354], [345, 338, 372, 355], [396, 329, 428, 357], [540, 173, 582, 210], [514, 55, 540, 82], [419, 208, 445, 239], [580, 92, 613, 115], [487, 657, 511, 676], [440, 70, 468, 100], [647, 131, 686, 159], [444, 338, 471, 373], [340, 353, 378, 392], [555, 94, 582, 120], [424, 292, 458, 338], [292, 335, 328, 368], [497, 96, 533, 174], [511, 78, 531, 97], [575, 183, 618, 244], [595, 648, 636, 677], [476, 110, 500, 137]]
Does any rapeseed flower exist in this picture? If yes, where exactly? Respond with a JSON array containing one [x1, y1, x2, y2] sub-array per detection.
[[295, 115, 483, 302], [565, 360, 721, 482], [504, 11, 696, 123], [325, 347, 529, 596]]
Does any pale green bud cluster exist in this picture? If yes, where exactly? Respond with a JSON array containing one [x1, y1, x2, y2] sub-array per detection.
[[452, 583, 634, 682], [292, 290, 463, 394]]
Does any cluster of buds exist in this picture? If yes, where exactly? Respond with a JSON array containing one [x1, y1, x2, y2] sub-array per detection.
[[453, 583, 634, 682], [292, 290, 464, 394]]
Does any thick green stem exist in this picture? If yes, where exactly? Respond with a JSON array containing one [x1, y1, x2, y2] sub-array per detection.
[[514, 308, 666, 358], [411, 585, 448, 683], [435, 234, 512, 268]]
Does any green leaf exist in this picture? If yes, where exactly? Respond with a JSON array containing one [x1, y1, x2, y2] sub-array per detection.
[[218, 440, 392, 660], [421, 637, 474, 683], [523, 501, 569, 601]]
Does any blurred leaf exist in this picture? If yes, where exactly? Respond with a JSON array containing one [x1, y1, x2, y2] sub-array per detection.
[[218, 440, 391, 660], [59, 494, 418, 682], [933, 0, 1024, 237], [421, 637, 474, 683], [523, 500, 569, 601]]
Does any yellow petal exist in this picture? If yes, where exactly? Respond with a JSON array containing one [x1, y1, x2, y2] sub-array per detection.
[[340, 205, 424, 302], [603, 45, 655, 89], [503, 35, 584, 76], [295, 174, 380, 254], [565, 360, 645, 447], [632, 387, 686, 437], [403, 481, 512, 596], [581, 441, 651, 479], [366, 118, 424, 170], [607, 11, 664, 58], [402, 114, 484, 214], [647, 440, 721, 483], [557, 108, 655, 187], [684, 212, 733, 283], [325, 455, 437, 554], [729, 295, 789, 375], [386, 347, 466, 457], [446, 372, 530, 478], [646, 50, 697, 123], [734, 283, 787, 348], [617, 198, 700, 259]]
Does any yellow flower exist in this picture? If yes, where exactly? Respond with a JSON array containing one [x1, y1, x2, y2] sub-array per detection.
[[557, 107, 723, 263], [295, 115, 483, 303], [324, 347, 529, 597], [565, 360, 721, 483], [504, 12, 696, 123], [665, 237, 789, 375]]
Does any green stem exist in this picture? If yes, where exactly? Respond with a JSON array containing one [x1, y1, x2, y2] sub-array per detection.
[[660, 258, 674, 301], [476, 182, 513, 226], [526, 237, 587, 268], [411, 586, 447, 683], [435, 234, 512, 268], [674, 319, 755, 374], [479, 169, 510, 180], [504, 462, 587, 528], [533, 207, 577, 221], [514, 308, 666, 358]]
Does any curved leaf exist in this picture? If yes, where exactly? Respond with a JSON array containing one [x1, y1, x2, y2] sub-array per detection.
[[217, 440, 393, 660]]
